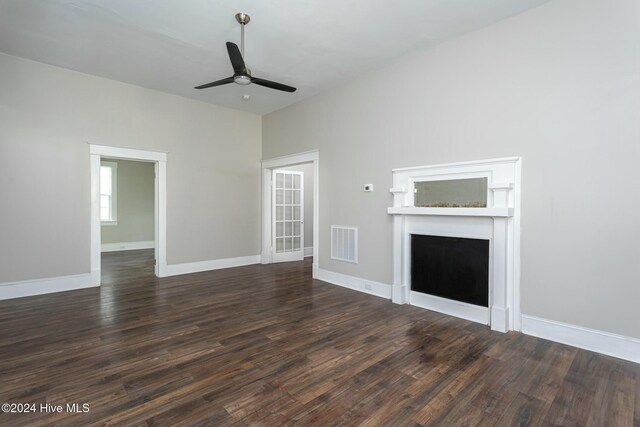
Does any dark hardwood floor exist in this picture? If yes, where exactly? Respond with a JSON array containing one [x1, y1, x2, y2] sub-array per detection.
[[0, 250, 638, 426]]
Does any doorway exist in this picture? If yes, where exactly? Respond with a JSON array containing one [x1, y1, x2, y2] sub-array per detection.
[[89, 144, 168, 285], [261, 151, 319, 277], [99, 158, 156, 283]]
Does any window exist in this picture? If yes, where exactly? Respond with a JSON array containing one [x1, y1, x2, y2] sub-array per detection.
[[100, 161, 118, 223]]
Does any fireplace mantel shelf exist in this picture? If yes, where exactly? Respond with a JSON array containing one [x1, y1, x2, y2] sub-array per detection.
[[387, 206, 513, 218]]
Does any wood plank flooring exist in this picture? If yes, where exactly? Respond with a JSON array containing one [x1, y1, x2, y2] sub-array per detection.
[[0, 249, 638, 426]]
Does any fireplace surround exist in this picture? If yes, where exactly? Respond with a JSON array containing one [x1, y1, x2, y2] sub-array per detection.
[[388, 157, 521, 332]]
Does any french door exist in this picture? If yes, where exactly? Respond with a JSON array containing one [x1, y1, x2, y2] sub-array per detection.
[[272, 170, 304, 263]]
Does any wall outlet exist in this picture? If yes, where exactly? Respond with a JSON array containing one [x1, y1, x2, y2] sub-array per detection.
[[364, 283, 373, 290], [363, 184, 373, 192]]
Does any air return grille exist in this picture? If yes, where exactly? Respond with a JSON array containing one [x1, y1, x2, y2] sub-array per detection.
[[331, 226, 358, 263]]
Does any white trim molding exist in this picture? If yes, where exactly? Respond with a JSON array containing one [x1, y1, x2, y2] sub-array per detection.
[[316, 268, 391, 300], [0, 274, 96, 300], [261, 150, 319, 279], [261, 150, 319, 170], [392, 156, 521, 173], [162, 255, 261, 277], [89, 144, 168, 162], [521, 315, 640, 364], [304, 247, 313, 257], [101, 241, 155, 252], [89, 144, 168, 283]]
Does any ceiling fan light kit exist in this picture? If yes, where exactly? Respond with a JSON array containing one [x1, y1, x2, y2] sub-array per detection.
[[195, 13, 296, 93], [234, 75, 251, 85]]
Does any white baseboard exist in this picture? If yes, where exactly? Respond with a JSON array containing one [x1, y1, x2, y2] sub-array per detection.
[[315, 267, 391, 299], [304, 246, 313, 257], [521, 314, 640, 364], [101, 240, 155, 252], [161, 255, 261, 277], [0, 273, 96, 300]]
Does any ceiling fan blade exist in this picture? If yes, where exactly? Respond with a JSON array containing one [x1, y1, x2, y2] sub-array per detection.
[[251, 77, 297, 93], [226, 42, 247, 75], [194, 77, 234, 89]]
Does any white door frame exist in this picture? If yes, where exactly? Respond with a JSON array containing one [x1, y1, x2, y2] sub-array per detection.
[[261, 150, 319, 278], [89, 144, 168, 285]]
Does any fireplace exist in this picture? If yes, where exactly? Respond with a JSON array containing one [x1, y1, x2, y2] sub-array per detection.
[[411, 234, 489, 307], [388, 157, 521, 332]]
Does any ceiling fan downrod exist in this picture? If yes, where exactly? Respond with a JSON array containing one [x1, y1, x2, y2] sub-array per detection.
[[235, 13, 250, 58]]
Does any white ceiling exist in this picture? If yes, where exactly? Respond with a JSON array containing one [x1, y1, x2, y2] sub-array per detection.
[[0, 0, 550, 115]]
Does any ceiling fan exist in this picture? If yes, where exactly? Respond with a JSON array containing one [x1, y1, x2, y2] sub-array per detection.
[[195, 13, 296, 93]]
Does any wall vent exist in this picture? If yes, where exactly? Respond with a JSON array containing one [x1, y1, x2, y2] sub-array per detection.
[[331, 225, 358, 263]]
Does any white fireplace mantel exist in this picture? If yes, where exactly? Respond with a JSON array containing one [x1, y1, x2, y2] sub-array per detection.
[[388, 157, 521, 333], [388, 206, 513, 217]]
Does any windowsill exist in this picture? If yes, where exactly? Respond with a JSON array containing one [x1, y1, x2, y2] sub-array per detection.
[[101, 221, 118, 227]]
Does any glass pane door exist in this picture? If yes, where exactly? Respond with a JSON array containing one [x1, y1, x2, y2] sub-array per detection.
[[272, 170, 304, 263]]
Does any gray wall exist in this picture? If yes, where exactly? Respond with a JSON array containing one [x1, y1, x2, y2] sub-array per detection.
[[281, 163, 314, 248], [263, 0, 640, 338], [101, 159, 154, 245], [0, 52, 262, 283]]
